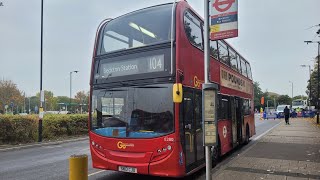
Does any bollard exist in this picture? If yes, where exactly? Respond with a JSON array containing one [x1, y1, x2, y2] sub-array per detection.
[[69, 154, 88, 180]]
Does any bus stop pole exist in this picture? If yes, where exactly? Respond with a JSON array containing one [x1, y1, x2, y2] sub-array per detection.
[[204, 0, 212, 180]]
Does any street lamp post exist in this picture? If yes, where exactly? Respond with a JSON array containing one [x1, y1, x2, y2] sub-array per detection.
[[38, 0, 44, 142], [70, 71, 79, 112], [28, 96, 31, 114], [304, 41, 320, 124], [289, 81, 293, 100], [300, 64, 311, 110], [266, 100, 273, 111]]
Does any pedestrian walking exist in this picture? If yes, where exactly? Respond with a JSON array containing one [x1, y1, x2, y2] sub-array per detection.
[[284, 106, 290, 125]]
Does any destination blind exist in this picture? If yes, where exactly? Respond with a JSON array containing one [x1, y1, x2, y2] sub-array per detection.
[[99, 54, 165, 78]]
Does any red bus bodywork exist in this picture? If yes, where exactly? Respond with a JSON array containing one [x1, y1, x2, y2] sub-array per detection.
[[89, 1, 255, 177]]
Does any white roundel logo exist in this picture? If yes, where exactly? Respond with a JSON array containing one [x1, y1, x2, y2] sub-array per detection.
[[223, 126, 227, 138]]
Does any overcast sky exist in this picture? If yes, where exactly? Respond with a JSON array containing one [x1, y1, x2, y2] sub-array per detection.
[[0, 0, 319, 98]]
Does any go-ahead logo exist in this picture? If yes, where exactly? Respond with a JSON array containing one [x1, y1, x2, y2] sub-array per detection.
[[117, 141, 134, 149]]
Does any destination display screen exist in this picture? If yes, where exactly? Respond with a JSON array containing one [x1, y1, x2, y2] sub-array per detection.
[[99, 54, 165, 78]]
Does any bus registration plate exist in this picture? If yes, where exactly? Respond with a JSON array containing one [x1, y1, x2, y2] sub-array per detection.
[[118, 166, 137, 173]]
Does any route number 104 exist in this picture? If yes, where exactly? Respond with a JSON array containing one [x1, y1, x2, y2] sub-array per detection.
[[149, 57, 163, 70]]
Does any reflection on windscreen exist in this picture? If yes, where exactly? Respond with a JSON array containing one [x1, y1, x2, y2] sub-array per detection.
[[91, 84, 174, 138], [100, 4, 172, 54]]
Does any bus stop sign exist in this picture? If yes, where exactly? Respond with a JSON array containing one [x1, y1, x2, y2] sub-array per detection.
[[210, 0, 238, 40]]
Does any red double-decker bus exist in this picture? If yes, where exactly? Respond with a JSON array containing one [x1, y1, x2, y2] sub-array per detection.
[[89, 1, 254, 177]]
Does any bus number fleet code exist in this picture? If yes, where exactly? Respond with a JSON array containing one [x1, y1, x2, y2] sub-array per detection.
[[210, 0, 238, 40], [100, 55, 164, 78], [220, 67, 252, 94]]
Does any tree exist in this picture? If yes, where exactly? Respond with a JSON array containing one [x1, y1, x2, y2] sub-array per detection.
[[36, 90, 57, 111], [74, 91, 89, 113], [277, 95, 291, 105], [292, 95, 307, 101], [0, 79, 24, 114], [254, 81, 263, 110], [56, 96, 70, 111], [306, 57, 319, 108], [74, 91, 89, 105]]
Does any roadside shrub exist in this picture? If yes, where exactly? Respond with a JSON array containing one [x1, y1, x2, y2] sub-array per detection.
[[0, 115, 38, 144], [0, 114, 88, 144]]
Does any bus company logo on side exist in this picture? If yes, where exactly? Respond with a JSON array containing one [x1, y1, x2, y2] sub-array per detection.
[[194, 76, 204, 88], [117, 141, 134, 149], [221, 69, 245, 87]]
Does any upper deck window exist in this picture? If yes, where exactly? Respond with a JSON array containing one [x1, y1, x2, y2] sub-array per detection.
[[246, 63, 252, 80], [229, 48, 238, 72], [218, 41, 230, 66], [99, 4, 173, 54], [210, 41, 218, 59], [240, 58, 248, 77], [184, 11, 203, 50]]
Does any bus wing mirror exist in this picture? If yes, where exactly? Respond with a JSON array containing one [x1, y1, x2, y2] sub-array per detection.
[[173, 83, 183, 103]]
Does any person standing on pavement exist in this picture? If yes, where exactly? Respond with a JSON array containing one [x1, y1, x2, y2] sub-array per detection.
[[284, 106, 290, 125]]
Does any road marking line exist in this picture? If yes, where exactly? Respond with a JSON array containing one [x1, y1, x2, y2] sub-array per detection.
[[88, 170, 105, 177], [253, 121, 282, 141]]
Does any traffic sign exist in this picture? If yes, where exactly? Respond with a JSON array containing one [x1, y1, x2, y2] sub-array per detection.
[[210, 0, 238, 40]]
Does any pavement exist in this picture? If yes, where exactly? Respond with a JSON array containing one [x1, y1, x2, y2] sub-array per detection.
[[212, 118, 320, 180], [0, 136, 88, 152]]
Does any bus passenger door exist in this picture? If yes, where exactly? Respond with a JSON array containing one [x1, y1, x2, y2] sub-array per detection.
[[182, 90, 196, 168], [231, 97, 238, 147], [182, 89, 204, 171], [235, 97, 243, 143]]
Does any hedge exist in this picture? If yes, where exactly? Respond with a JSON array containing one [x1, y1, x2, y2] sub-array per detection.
[[0, 114, 88, 144]]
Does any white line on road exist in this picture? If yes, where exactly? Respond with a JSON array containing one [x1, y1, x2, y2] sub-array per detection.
[[88, 170, 105, 177], [252, 121, 282, 141]]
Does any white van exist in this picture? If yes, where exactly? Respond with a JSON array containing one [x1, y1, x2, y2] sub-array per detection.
[[276, 105, 291, 118]]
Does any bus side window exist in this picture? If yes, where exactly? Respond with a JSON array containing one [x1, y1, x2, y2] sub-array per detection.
[[210, 41, 219, 60], [240, 58, 248, 77], [246, 63, 252, 80], [184, 11, 203, 50], [229, 48, 238, 72], [243, 99, 250, 115], [218, 41, 230, 66], [218, 95, 230, 120]]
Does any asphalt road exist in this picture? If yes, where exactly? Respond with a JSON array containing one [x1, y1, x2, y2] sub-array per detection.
[[0, 115, 282, 180]]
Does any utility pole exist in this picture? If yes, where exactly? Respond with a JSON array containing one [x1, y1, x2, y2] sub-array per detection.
[[304, 41, 320, 124], [70, 71, 79, 113], [301, 64, 311, 110], [289, 81, 293, 100], [38, 0, 44, 142]]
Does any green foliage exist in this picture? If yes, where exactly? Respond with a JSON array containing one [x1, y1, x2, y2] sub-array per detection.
[[0, 114, 88, 144], [307, 59, 319, 108], [0, 115, 38, 143], [0, 79, 24, 114], [277, 95, 291, 105], [254, 81, 263, 109]]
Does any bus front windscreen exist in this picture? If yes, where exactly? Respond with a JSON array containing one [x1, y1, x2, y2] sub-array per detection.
[[99, 4, 173, 54], [91, 84, 174, 138], [292, 100, 303, 106]]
